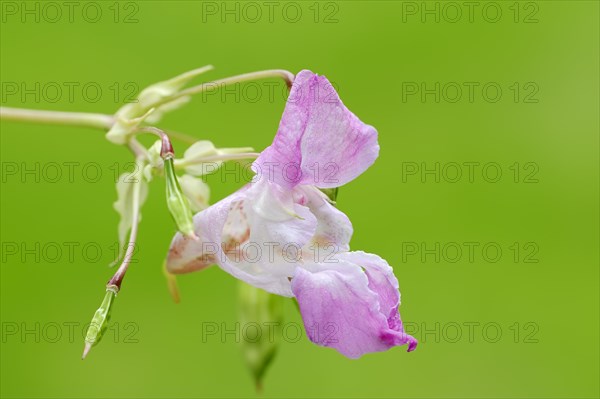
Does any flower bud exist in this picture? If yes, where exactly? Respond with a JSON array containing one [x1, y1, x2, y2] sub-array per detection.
[[143, 140, 163, 181], [164, 157, 195, 238], [320, 187, 339, 203], [178, 140, 254, 176], [238, 281, 284, 391], [136, 65, 213, 110], [144, 97, 191, 124], [179, 174, 210, 212], [112, 166, 149, 266], [105, 65, 213, 144], [105, 107, 155, 145], [82, 288, 117, 359]]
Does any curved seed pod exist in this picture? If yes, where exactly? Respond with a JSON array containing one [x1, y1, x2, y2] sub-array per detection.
[[164, 157, 195, 238]]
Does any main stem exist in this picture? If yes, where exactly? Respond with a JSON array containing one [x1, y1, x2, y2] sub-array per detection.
[[0, 107, 113, 129]]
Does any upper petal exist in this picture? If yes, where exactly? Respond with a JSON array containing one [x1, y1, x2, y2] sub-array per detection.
[[254, 70, 379, 189]]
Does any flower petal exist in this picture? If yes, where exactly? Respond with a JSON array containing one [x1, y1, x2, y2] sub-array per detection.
[[337, 251, 399, 320], [294, 186, 353, 261], [291, 254, 416, 358], [165, 189, 244, 275], [337, 252, 416, 352], [254, 70, 379, 189], [166, 181, 319, 297]]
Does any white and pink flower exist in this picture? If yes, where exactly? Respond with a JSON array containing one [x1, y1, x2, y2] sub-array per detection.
[[166, 70, 417, 358]]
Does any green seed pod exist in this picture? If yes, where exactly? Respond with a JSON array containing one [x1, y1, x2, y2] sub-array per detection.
[[83, 288, 117, 358], [164, 157, 195, 238]]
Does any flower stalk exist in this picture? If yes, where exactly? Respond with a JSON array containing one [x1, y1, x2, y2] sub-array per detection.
[[82, 156, 144, 359], [106, 156, 145, 290], [166, 69, 294, 105]]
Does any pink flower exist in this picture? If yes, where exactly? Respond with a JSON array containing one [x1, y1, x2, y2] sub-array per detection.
[[165, 70, 416, 358]]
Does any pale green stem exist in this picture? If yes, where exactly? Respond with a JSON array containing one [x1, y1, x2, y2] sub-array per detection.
[[0, 69, 294, 135], [0, 106, 113, 129]]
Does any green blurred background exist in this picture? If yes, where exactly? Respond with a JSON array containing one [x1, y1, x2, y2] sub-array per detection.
[[1, 1, 598, 398]]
